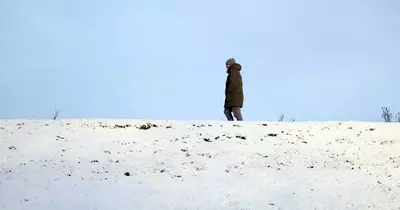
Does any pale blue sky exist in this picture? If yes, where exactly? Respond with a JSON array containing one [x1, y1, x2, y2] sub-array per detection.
[[1, 0, 399, 121]]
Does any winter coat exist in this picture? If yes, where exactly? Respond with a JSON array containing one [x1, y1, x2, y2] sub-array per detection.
[[224, 63, 244, 108]]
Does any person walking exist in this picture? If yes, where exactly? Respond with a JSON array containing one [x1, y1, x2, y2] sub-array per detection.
[[224, 58, 244, 121]]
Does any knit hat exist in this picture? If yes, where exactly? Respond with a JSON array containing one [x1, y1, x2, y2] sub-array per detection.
[[225, 58, 236, 65]]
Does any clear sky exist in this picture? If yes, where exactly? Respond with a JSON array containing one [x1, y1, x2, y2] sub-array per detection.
[[1, 0, 399, 121]]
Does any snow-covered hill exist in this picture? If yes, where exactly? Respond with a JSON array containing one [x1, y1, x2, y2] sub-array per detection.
[[0, 119, 399, 209]]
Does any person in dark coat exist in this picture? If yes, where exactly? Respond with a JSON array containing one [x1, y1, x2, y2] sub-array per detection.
[[224, 58, 244, 121]]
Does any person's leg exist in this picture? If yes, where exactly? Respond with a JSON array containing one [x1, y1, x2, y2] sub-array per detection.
[[224, 108, 234, 121], [232, 107, 243, 121]]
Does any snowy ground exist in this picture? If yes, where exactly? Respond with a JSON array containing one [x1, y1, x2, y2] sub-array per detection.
[[0, 119, 399, 210]]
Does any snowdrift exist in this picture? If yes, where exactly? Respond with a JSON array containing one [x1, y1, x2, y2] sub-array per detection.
[[1, 119, 399, 209]]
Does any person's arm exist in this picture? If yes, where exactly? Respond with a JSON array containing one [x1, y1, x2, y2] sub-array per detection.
[[226, 71, 238, 94]]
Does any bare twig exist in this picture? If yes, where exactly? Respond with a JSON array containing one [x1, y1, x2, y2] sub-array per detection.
[[53, 109, 60, 120], [277, 113, 284, 122]]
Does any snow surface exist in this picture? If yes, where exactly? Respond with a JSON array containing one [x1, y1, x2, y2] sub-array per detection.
[[0, 119, 399, 209]]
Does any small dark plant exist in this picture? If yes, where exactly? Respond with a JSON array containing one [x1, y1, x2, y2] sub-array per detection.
[[381, 107, 392, 122]]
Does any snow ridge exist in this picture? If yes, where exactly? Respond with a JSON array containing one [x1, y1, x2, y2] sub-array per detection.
[[1, 120, 399, 209]]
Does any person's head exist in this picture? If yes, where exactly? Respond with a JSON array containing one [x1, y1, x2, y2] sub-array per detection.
[[225, 58, 236, 69]]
